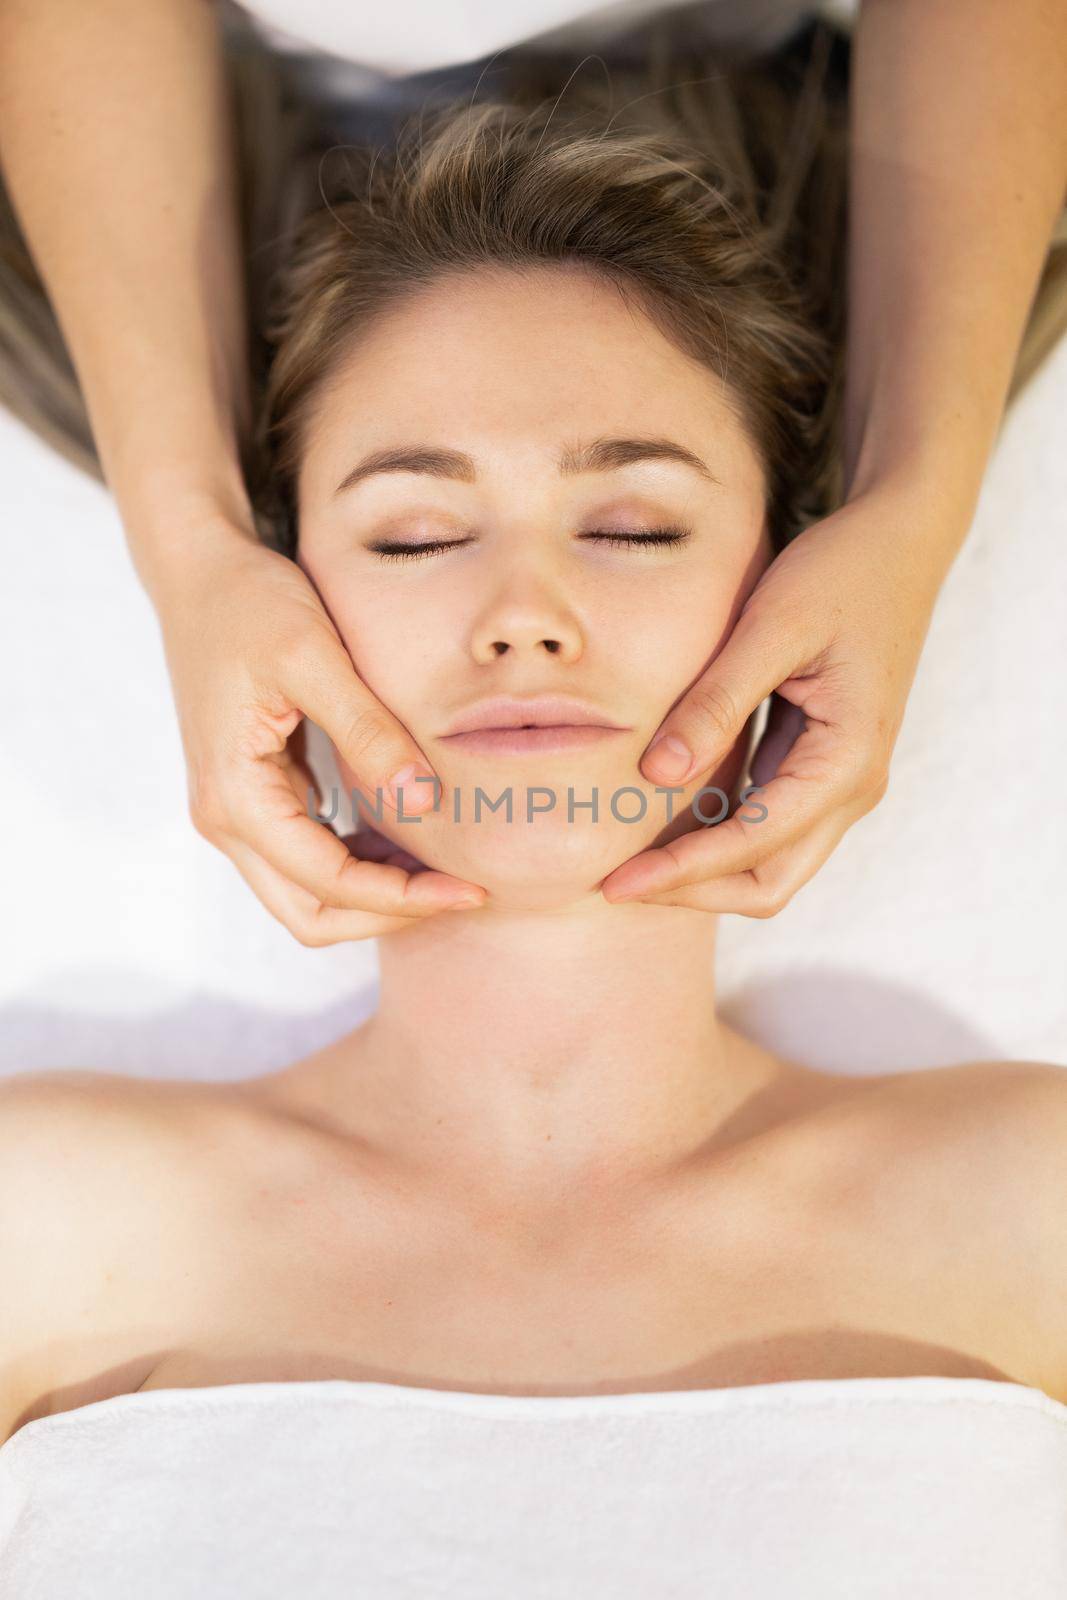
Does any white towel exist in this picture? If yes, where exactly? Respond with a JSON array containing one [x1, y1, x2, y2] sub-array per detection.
[[2, 1375, 1066, 1597]]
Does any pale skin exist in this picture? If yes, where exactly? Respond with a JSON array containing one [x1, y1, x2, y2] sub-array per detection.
[[0, 0, 1063, 938], [2, 265, 1067, 1447]]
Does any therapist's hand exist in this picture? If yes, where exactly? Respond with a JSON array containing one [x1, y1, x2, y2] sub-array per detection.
[[600, 482, 953, 916], [154, 522, 486, 944]]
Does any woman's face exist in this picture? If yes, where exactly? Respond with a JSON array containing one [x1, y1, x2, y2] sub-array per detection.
[[296, 262, 773, 908]]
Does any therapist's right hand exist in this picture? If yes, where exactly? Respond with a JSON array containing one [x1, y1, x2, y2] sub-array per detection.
[[152, 521, 487, 944]]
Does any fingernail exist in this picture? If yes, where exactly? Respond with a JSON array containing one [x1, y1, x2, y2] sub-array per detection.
[[388, 763, 438, 813], [643, 733, 693, 781]]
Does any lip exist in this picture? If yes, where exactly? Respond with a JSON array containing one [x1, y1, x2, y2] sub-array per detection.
[[439, 725, 628, 755], [441, 696, 629, 736]]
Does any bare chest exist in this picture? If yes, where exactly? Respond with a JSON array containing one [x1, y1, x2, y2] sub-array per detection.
[[130, 1122, 1023, 1403], [18, 1088, 1041, 1437]]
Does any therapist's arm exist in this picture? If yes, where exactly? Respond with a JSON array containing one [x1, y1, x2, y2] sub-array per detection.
[[606, 0, 1067, 912], [0, 0, 485, 937], [0, 0, 250, 561], [843, 0, 1067, 542]]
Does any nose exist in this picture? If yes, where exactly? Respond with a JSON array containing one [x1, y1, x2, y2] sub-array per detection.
[[469, 568, 584, 664]]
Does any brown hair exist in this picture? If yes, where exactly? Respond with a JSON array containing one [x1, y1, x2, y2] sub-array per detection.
[[1, 8, 1064, 561]]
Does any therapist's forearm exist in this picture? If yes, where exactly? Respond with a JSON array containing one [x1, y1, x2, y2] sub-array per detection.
[[844, 0, 1067, 567], [0, 0, 256, 600]]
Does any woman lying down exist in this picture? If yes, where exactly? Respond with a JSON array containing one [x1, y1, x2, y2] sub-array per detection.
[[2, 18, 1066, 1598]]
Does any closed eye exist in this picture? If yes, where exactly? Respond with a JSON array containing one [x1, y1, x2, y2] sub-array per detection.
[[583, 527, 692, 551], [369, 527, 692, 562]]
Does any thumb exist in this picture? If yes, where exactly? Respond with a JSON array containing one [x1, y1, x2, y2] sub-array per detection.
[[640, 608, 795, 786], [284, 632, 440, 818]]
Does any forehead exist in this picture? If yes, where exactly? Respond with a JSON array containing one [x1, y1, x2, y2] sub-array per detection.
[[299, 263, 762, 498]]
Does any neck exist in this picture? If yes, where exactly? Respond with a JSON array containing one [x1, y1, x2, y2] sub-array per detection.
[[302, 896, 788, 1203]]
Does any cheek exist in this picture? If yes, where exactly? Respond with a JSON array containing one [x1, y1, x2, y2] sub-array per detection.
[[663, 526, 772, 685], [298, 553, 444, 837], [307, 560, 442, 722], [614, 574, 740, 724]]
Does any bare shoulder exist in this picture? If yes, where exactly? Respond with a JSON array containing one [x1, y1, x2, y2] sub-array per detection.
[[800, 1053, 1067, 1156], [0, 1066, 241, 1288], [946, 1056, 1067, 1216], [871, 1057, 1067, 1399], [0, 1066, 202, 1181], [861, 1056, 1067, 1198], [879, 1053, 1067, 1123], [0, 1069, 213, 1442], [0, 1066, 169, 1186], [0, 1061, 185, 1240]]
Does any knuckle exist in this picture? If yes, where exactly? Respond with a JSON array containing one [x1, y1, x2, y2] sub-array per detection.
[[337, 703, 394, 770], [188, 803, 211, 841], [688, 680, 740, 741], [841, 741, 887, 801], [187, 767, 225, 839], [323, 852, 374, 911], [290, 915, 330, 948], [857, 753, 890, 802], [751, 878, 791, 919], [273, 621, 318, 677]]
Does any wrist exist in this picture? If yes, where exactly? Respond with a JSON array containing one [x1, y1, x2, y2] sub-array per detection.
[[845, 433, 987, 512], [842, 369, 1002, 536], [123, 487, 265, 609], [840, 459, 979, 597]]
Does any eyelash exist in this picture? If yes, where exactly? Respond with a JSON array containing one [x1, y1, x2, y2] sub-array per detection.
[[369, 527, 692, 562]]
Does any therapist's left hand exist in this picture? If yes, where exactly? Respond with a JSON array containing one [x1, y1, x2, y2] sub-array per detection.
[[599, 481, 957, 916]]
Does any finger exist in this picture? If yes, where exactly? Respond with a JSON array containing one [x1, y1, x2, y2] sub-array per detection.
[[603, 720, 876, 900], [618, 807, 857, 918], [292, 748, 438, 879], [280, 628, 442, 818], [221, 753, 487, 915], [639, 605, 804, 786], [226, 837, 433, 946]]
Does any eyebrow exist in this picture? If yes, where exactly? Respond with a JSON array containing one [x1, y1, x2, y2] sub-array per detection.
[[332, 436, 722, 496]]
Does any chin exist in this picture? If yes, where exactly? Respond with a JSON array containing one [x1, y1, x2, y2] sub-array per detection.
[[401, 810, 657, 881], [368, 788, 706, 911], [337, 739, 748, 905]]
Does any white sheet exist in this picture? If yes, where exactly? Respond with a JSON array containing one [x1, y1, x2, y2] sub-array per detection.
[[1, 307, 1065, 1083], [3, 1375, 1067, 1598]]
